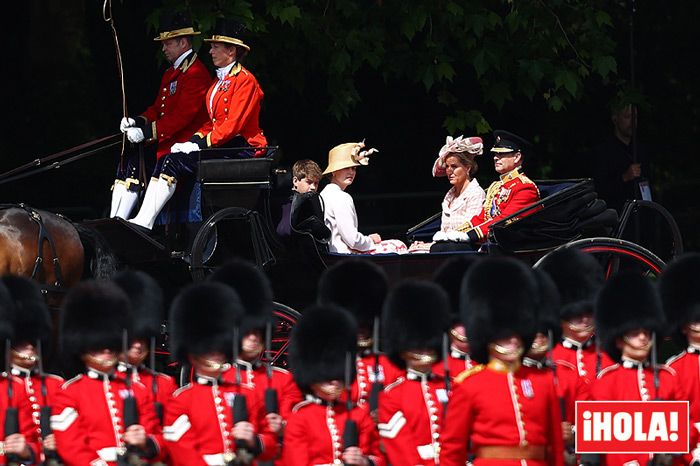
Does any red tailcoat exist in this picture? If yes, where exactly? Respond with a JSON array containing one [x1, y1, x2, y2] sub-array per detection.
[[552, 339, 616, 385], [440, 361, 565, 466], [590, 361, 686, 466], [283, 396, 386, 466], [163, 375, 277, 466], [52, 369, 164, 466], [461, 167, 540, 241], [352, 354, 404, 412], [139, 51, 211, 159], [0, 376, 41, 465], [194, 63, 267, 153], [378, 370, 450, 466]]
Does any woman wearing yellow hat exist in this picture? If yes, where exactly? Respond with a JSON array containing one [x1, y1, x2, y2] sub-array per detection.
[[319, 141, 407, 254]]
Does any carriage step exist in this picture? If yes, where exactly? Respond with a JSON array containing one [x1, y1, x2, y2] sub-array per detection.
[[80, 217, 168, 264]]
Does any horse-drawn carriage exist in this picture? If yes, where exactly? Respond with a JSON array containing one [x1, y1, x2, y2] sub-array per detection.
[[0, 146, 684, 368]]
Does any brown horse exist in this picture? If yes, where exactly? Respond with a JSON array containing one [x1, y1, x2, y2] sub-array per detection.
[[0, 205, 117, 306]]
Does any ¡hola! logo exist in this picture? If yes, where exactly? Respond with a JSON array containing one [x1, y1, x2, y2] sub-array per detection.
[[575, 401, 689, 454]]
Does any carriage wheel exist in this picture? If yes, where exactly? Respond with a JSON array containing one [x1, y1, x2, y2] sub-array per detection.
[[533, 237, 666, 278], [265, 302, 301, 368]]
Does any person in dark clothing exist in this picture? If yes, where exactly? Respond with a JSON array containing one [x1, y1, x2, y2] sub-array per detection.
[[591, 104, 651, 213]]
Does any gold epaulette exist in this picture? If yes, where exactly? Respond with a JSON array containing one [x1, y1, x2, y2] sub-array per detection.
[[454, 364, 485, 384]]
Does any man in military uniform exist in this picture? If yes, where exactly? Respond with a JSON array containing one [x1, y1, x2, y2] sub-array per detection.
[[130, 18, 268, 230], [440, 258, 564, 466], [111, 11, 210, 220], [378, 281, 452, 466], [456, 130, 540, 243]]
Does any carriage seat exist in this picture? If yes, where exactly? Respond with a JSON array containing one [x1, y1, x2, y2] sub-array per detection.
[[197, 157, 275, 210]]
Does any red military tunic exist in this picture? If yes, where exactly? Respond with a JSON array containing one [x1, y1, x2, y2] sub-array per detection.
[[283, 395, 386, 466], [433, 348, 475, 385], [138, 51, 211, 159], [666, 347, 700, 462], [378, 369, 450, 466], [440, 361, 565, 466], [460, 167, 540, 241], [116, 363, 178, 423], [591, 360, 686, 466], [352, 353, 404, 411], [194, 62, 267, 154], [52, 368, 164, 466], [552, 338, 615, 385], [0, 375, 41, 465], [163, 374, 277, 466]]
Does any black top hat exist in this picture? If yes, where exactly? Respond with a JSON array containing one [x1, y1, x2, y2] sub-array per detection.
[[208, 259, 273, 334], [289, 305, 357, 393], [382, 280, 452, 368], [490, 130, 532, 154], [460, 258, 538, 364], [595, 272, 665, 362], [1, 275, 51, 347], [112, 271, 164, 341], [154, 11, 201, 41], [659, 253, 700, 346], [204, 18, 250, 51], [317, 259, 388, 330]]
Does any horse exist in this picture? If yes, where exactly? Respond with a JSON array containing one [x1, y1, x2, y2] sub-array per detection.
[[0, 204, 118, 307]]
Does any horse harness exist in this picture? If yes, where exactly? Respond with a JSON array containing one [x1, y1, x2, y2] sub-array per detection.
[[0, 203, 65, 292]]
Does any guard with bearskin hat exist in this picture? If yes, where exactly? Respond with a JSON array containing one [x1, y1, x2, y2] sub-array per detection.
[[2, 275, 64, 463], [539, 248, 615, 383], [163, 281, 278, 466], [284, 304, 385, 466], [0, 279, 41, 464], [661, 253, 700, 464], [521, 269, 586, 464], [377, 280, 452, 466], [317, 259, 403, 415], [440, 257, 564, 466], [113, 270, 178, 427], [591, 272, 686, 466], [211, 259, 302, 465], [51, 280, 165, 465], [431, 256, 481, 381]]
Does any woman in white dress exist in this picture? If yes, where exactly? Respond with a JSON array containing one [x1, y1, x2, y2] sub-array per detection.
[[320, 141, 407, 254]]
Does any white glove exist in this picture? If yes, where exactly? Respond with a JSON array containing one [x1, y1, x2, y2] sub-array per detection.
[[120, 117, 136, 133], [432, 231, 448, 242], [170, 142, 200, 154], [445, 231, 470, 242], [126, 127, 144, 143]]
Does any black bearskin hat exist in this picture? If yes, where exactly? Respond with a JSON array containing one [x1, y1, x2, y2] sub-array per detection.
[[113, 271, 164, 342], [1, 275, 51, 347], [317, 258, 388, 329], [60, 280, 131, 369], [169, 282, 243, 363], [382, 280, 451, 368], [532, 269, 562, 342], [0, 280, 16, 358], [538, 248, 604, 321], [595, 272, 665, 362], [432, 255, 481, 323], [208, 259, 273, 334], [460, 258, 538, 364], [289, 305, 357, 393], [659, 253, 700, 346]]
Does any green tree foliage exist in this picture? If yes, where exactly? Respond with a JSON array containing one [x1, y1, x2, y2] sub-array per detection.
[[152, 0, 618, 134]]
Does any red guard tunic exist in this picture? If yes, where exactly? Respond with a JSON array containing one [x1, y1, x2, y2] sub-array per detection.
[[0, 376, 41, 465], [116, 363, 178, 421], [194, 63, 267, 153], [283, 395, 386, 466], [440, 361, 565, 466], [552, 338, 615, 385], [51, 369, 164, 466], [433, 348, 474, 385], [138, 51, 211, 159], [591, 360, 687, 466], [378, 369, 450, 466], [459, 167, 540, 241], [352, 354, 404, 411], [666, 347, 700, 461], [163, 374, 277, 466]]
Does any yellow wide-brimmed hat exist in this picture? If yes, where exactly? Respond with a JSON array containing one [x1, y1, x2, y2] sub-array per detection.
[[322, 141, 378, 175]]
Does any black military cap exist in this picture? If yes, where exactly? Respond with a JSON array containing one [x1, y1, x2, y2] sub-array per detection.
[[490, 130, 532, 154]]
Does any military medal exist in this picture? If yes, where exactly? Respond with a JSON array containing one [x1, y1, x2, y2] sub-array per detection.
[[169, 81, 177, 95]]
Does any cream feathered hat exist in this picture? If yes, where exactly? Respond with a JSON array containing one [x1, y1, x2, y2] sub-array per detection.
[[322, 140, 379, 175], [433, 135, 483, 177]]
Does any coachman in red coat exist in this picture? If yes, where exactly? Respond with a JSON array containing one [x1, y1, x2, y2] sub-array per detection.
[[440, 258, 565, 466]]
